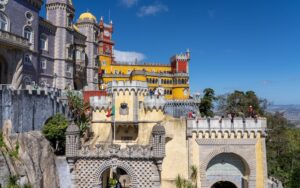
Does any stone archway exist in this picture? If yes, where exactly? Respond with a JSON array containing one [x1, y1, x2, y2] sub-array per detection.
[[0, 56, 8, 84], [199, 146, 256, 188], [93, 159, 139, 188]]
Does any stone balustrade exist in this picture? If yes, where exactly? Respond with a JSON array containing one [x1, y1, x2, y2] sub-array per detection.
[[0, 29, 29, 49]]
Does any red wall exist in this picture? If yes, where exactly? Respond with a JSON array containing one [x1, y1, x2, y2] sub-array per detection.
[[83, 91, 107, 103], [177, 61, 188, 73]]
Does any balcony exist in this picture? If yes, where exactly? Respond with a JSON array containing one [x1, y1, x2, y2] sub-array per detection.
[[187, 117, 267, 136], [0, 29, 29, 50]]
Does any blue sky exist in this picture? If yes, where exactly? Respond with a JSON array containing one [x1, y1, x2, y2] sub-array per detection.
[[45, 0, 300, 104]]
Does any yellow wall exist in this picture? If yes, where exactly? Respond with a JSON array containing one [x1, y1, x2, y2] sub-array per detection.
[[99, 54, 189, 100], [256, 136, 265, 188], [90, 89, 268, 188], [161, 117, 189, 188]]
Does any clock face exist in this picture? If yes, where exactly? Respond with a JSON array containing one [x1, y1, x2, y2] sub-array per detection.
[[104, 30, 111, 37]]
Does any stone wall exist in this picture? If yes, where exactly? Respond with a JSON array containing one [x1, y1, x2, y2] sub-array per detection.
[[0, 85, 68, 133]]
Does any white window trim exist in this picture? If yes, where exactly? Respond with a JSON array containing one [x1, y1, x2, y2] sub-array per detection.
[[23, 25, 34, 46], [0, 12, 9, 31], [41, 59, 47, 70], [40, 34, 48, 51]]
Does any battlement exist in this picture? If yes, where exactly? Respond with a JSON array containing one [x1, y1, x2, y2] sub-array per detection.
[[144, 96, 166, 111], [89, 96, 112, 110], [187, 117, 267, 137], [106, 80, 148, 94], [0, 84, 64, 101], [0, 84, 68, 133], [171, 54, 190, 62]]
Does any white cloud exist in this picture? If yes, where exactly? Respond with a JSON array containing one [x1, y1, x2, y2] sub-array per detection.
[[120, 0, 138, 8], [137, 2, 168, 17], [114, 50, 146, 63]]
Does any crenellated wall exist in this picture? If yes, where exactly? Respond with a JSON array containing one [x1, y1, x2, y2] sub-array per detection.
[[187, 117, 267, 138], [0, 84, 69, 133]]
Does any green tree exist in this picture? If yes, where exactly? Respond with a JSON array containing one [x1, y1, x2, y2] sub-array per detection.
[[42, 113, 68, 154], [265, 112, 300, 187], [216, 90, 267, 117], [199, 88, 216, 117], [67, 91, 91, 135]]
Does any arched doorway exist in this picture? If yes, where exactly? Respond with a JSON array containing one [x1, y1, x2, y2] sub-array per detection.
[[212, 181, 237, 188], [101, 167, 131, 188], [206, 153, 249, 188], [0, 56, 8, 84]]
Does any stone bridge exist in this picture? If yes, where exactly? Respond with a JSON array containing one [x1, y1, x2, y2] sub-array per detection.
[[0, 85, 69, 133]]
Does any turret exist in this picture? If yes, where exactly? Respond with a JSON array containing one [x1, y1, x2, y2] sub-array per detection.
[[66, 121, 81, 158], [76, 12, 100, 90], [152, 124, 166, 159]]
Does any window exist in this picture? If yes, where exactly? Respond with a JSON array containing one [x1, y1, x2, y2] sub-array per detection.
[[67, 47, 73, 59], [24, 26, 33, 43], [76, 50, 81, 60], [40, 34, 47, 50], [0, 12, 8, 31], [67, 15, 73, 27], [102, 61, 106, 66], [25, 11, 33, 21], [41, 59, 47, 70], [81, 52, 85, 61], [127, 69, 131, 74], [24, 54, 31, 64]]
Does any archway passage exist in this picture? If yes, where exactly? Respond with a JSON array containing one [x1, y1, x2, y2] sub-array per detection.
[[206, 153, 249, 188], [212, 181, 237, 188], [101, 167, 131, 188]]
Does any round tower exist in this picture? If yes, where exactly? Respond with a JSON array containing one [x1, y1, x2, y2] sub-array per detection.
[[152, 123, 166, 159], [76, 12, 100, 90], [66, 121, 81, 158]]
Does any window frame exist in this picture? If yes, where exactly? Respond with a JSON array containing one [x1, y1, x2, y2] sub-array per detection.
[[41, 59, 47, 70], [23, 26, 33, 44], [24, 54, 31, 64], [0, 12, 8, 31], [40, 34, 48, 51]]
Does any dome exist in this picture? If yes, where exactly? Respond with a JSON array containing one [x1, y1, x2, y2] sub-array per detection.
[[152, 124, 165, 134], [79, 12, 97, 23], [66, 121, 80, 134]]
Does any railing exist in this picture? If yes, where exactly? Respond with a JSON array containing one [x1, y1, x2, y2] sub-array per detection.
[[0, 29, 29, 49], [187, 117, 267, 131]]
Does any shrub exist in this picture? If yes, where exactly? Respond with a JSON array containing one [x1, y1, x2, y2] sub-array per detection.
[[42, 113, 68, 154]]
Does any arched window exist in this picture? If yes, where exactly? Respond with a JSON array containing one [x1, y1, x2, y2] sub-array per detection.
[[24, 26, 33, 43], [40, 34, 48, 50], [24, 54, 31, 64], [0, 12, 8, 31]]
